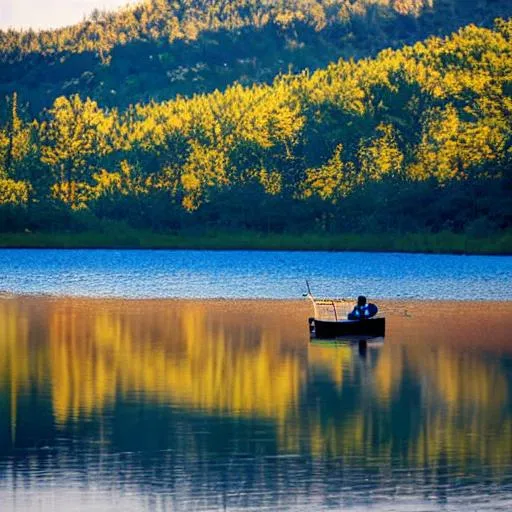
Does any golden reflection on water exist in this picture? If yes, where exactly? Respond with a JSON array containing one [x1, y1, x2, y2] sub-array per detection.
[[47, 301, 302, 424], [1, 297, 511, 471]]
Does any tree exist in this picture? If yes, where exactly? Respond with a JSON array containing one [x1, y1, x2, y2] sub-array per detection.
[[0, 93, 33, 178], [358, 123, 404, 180], [39, 95, 114, 207], [301, 144, 358, 202]]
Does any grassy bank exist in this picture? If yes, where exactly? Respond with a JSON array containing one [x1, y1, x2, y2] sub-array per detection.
[[1, 229, 511, 254]]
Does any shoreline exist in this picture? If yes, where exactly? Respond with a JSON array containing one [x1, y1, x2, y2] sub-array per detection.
[[1, 293, 510, 305], [0, 230, 511, 255]]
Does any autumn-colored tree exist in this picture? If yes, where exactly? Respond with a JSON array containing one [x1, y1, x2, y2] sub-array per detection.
[[0, 178, 30, 206], [302, 145, 358, 202], [0, 93, 34, 178], [358, 124, 404, 180], [39, 95, 115, 207]]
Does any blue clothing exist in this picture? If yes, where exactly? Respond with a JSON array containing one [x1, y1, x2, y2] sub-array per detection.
[[348, 304, 371, 320]]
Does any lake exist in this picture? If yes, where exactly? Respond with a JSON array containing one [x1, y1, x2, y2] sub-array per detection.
[[0, 249, 511, 299], [1, 296, 512, 511]]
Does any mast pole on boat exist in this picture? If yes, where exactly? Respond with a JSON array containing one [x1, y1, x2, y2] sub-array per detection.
[[305, 280, 319, 319]]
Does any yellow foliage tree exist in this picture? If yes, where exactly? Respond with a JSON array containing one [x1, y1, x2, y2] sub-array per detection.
[[409, 105, 506, 181], [180, 141, 228, 210], [358, 123, 404, 180], [0, 178, 30, 205], [39, 95, 115, 208], [302, 145, 358, 202]]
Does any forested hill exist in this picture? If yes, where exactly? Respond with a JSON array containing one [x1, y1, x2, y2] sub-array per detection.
[[3, 0, 512, 113], [1, 20, 511, 243]]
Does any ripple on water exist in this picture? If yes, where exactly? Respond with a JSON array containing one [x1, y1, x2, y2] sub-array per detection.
[[1, 249, 511, 299]]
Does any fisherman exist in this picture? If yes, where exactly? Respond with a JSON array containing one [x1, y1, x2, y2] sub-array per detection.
[[348, 295, 371, 320]]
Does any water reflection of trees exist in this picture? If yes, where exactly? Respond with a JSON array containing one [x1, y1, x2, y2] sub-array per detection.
[[1, 298, 511, 475]]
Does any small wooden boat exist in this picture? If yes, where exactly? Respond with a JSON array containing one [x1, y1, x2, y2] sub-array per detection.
[[305, 282, 385, 340], [309, 316, 385, 339]]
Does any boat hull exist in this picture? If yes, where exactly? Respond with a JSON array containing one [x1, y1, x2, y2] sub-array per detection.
[[309, 317, 385, 339]]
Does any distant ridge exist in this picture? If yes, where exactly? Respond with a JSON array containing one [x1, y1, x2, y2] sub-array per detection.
[[2, 0, 512, 112]]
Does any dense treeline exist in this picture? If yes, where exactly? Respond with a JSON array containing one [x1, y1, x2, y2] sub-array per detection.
[[2, 0, 512, 113], [0, 20, 511, 239]]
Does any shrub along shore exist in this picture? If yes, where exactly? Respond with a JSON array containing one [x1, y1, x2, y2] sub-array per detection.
[[1, 230, 511, 255]]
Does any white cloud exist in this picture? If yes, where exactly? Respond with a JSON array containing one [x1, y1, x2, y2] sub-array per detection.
[[0, 1, 141, 30]]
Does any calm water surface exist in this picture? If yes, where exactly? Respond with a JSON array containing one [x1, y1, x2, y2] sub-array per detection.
[[0, 249, 511, 299], [0, 297, 511, 511]]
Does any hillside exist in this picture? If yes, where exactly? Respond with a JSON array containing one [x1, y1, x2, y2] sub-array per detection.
[[1, 19, 511, 246], [2, 0, 512, 113]]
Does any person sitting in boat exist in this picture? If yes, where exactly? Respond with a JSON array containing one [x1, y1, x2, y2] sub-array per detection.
[[348, 295, 371, 320]]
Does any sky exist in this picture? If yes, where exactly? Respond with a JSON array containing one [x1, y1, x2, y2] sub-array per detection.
[[0, 0, 140, 30]]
